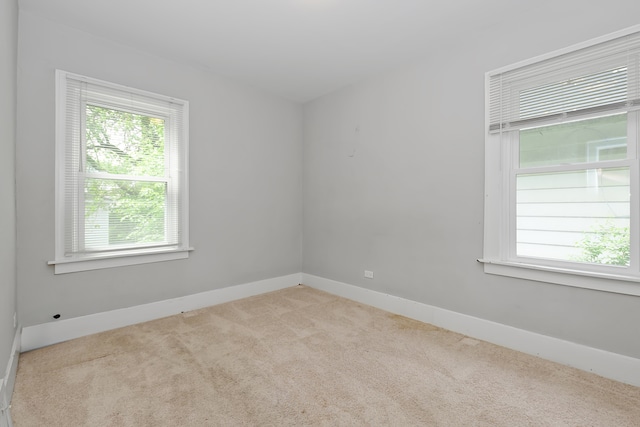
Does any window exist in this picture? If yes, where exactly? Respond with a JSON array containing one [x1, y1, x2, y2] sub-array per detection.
[[483, 26, 640, 296], [50, 71, 190, 274]]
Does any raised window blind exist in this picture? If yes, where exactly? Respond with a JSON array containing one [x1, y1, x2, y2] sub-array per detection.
[[489, 30, 640, 133]]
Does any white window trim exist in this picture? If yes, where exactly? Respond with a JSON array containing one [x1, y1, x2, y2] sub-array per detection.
[[483, 25, 640, 297], [50, 70, 191, 274], [50, 248, 194, 274]]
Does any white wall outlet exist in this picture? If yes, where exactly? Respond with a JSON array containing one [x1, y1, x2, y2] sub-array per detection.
[[364, 270, 374, 279]]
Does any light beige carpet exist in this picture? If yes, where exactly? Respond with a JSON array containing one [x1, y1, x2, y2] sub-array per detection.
[[11, 285, 640, 426]]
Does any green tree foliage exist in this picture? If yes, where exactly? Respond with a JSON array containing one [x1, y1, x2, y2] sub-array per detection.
[[574, 221, 630, 266], [84, 105, 166, 246]]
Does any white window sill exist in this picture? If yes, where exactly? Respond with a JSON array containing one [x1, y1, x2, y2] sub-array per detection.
[[49, 247, 194, 274], [478, 259, 640, 297]]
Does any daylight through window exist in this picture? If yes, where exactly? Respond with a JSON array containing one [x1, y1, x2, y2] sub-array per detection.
[[52, 71, 190, 273], [483, 27, 640, 294]]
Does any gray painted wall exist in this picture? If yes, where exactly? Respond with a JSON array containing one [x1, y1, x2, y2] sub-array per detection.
[[16, 12, 303, 327], [0, 0, 18, 377], [13, 0, 640, 364], [302, 3, 640, 359]]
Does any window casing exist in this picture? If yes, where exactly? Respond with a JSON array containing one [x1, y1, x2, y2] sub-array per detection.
[[51, 71, 190, 274], [483, 26, 640, 296]]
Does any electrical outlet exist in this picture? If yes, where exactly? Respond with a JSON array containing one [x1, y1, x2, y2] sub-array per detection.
[[13, 313, 16, 328], [364, 270, 374, 279]]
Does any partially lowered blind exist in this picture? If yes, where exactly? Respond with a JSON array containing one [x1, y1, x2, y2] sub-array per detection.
[[488, 29, 640, 134], [59, 71, 187, 256]]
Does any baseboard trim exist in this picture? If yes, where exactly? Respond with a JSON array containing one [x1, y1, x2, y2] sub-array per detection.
[[19, 271, 640, 387], [301, 273, 640, 387], [22, 273, 302, 352], [0, 326, 20, 427]]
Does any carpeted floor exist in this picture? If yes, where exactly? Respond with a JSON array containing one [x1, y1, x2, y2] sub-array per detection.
[[11, 285, 640, 426]]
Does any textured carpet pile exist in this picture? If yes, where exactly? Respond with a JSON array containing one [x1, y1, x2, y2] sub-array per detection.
[[11, 285, 640, 426]]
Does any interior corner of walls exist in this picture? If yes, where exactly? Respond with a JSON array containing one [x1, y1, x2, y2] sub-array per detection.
[[21, 273, 302, 352]]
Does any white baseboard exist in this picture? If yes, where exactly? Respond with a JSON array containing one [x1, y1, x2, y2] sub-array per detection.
[[19, 271, 640, 387], [22, 273, 302, 352], [301, 273, 640, 388], [0, 326, 20, 427]]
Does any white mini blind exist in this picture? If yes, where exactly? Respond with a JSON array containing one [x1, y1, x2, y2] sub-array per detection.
[[59, 71, 187, 257], [489, 29, 640, 133]]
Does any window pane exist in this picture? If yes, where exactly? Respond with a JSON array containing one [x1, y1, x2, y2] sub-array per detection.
[[84, 178, 167, 249], [516, 167, 630, 266], [519, 114, 627, 168], [85, 105, 165, 177]]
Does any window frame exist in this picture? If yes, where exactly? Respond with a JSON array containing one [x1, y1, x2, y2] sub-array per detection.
[[482, 26, 640, 297], [50, 70, 191, 274]]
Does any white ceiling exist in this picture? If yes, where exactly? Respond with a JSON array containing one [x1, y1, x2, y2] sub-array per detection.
[[20, 0, 523, 102]]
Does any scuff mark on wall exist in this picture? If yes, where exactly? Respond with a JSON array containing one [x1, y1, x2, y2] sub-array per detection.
[[348, 126, 360, 158]]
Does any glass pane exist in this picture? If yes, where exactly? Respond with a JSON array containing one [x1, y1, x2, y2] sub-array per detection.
[[516, 167, 630, 266], [519, 114, 627, 168], [84, 178, 167, 249], [85, 105, 165, 176]]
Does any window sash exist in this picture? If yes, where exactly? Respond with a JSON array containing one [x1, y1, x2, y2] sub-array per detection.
[[502, 111, 639, 274], [78, 175, 172, 254]]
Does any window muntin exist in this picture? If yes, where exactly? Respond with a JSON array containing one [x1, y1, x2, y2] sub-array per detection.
[[53, 71, 189, 273]]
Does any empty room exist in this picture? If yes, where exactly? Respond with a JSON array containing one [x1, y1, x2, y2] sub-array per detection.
[[2, 0, 640, 425]]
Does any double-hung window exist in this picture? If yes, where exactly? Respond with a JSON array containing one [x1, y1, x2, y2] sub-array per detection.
[[483, 27, 640, 295], [51, 71, 190, 274]]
